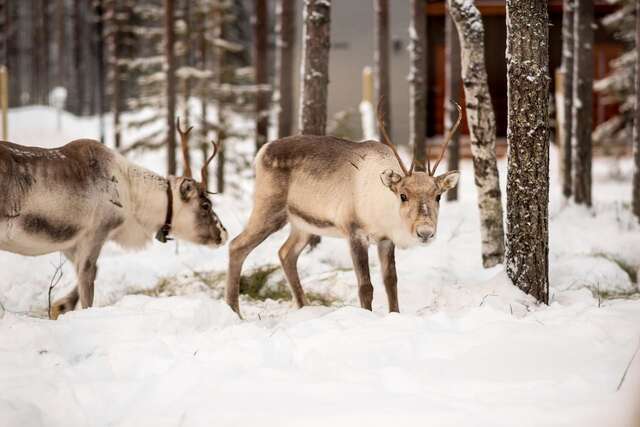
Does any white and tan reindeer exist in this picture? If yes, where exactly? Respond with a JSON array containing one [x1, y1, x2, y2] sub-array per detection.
[[226, 104, 462, 315], [0, 119, 227, 319]]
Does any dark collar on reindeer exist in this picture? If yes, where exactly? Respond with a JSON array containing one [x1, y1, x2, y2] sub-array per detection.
[[156, 117, 220, 243], [155, 180, 174, 243]]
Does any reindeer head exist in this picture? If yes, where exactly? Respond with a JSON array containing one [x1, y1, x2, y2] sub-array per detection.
[[378, 102, 461, 245], [168, 118, 228, 247]]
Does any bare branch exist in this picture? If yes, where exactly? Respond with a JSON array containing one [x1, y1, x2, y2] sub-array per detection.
[[47, 256, 66, 320]]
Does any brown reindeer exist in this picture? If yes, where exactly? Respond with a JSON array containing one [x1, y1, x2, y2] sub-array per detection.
[[226, 104, 462, 315], [0, 119, 227, 319]]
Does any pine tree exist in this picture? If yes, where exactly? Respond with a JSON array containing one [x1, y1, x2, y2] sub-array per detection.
[[374, 0, 391, 139], [299, 0, 331, 136], [572, 0, 594, 206], [444, 11, 461, 201], [505, 0, 551, 304], [594, 0, 637, 147], [448, 0, 504, 268], [253, 0, 269, 150], [561, 0, 574, 198], [275, 0, 296, 138], [633, 0, 640, 221], [409, 0, 427, 169]]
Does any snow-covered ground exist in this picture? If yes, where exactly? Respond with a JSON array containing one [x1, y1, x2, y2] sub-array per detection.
[[1, 106, 639, 426]]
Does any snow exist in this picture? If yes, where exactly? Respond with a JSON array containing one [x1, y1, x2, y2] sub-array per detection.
[[1, 107, 640, 426]]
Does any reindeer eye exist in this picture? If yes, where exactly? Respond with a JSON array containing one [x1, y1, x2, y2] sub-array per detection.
[[201, 201, 211, 210], [400, 194, 408, 203]]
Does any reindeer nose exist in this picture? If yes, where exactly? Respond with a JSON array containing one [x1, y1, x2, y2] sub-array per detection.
[[416, 225, 435, 242]]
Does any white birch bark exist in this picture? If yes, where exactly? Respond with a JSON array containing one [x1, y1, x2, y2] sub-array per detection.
[[447, 0, 505, 268]]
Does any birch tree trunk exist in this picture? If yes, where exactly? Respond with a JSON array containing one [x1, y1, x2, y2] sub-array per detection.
[[374, 0, 392, 139], [444, 11, 461, 201], [633, 0, 640, 221], [409, 0, 427, 169], [254, 0, 269, 150], [275, 0, 296, 138], [505, 0, 550, 304], [448, 0, 505, 268], [572, 0, 593, 206], [561, 0, 574, 198], [165, 0, 177, 175], [299, 0, 331, 136]]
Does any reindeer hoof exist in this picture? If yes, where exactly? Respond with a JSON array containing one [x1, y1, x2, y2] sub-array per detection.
[[50, 301, 73, 320]]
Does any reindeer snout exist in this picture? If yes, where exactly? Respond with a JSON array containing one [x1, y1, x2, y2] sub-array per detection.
[[416, 225, 435, 242]]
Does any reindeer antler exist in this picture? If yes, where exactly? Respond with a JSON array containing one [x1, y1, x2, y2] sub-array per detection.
[[376, 98, 409, 176], [200, 139, 220, 192], [429, 101, 462, 176], [176, 117, 194, 178]]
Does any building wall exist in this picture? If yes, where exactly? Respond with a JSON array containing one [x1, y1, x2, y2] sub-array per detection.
[[289, 0, 412, 145]]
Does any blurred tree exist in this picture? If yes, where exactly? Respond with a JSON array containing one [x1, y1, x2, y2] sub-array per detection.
[[409, 0, 427, 170], [299, 0, 331, 136], [275, 0, 296, 138], [444, 11, 460, 201], [561, 0, 574, 198], [572, 0, 593, 206], [594, 0, 637, 148], [633, 0, 639, 221], [253, 0, 268, 150], [374, 0, 391, 140]]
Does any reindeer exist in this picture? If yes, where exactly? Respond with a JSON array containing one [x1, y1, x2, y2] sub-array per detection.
[[226, 104, 462, 315], [0, 119, 227, 319]]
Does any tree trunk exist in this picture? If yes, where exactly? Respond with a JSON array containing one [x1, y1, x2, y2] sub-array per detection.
[[198, 10, 208, 178], [31, 0, 43, 104], [41, 0, 51, 104], [165, 0, 177, 175], [5, 0, 21, 106], [633, 0, 640, 221], [572, 0, 593, 206], [448, 0, 505, 268], [298, 0, 331, 136], [561, 0, 574, 198], [73, 0, 85, 115], [409, 0, 427, 169], [94, 0, 106, 142], [505, 0, 550, 304], [56, 0, 65, 89], [254, 0, 269, 150], [374, 0, 392, 139], [181, 0, 192, 176], [0, 0, 7, 67], [108, 0, 122, 148], [275, 0, 296, 138], [444, 11, 461, 201], [213, 5, 226, 193]]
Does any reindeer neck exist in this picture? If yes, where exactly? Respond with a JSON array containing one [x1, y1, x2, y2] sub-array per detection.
[[127, 165, 172, 235]]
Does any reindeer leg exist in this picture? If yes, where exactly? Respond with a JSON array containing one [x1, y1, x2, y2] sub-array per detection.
[[349, 235, 373, 311], [75, 241, 105, 309], [377, 239, 399, 313], [51, 249, 79, 320], [226, 211, 286, 315], [278, 227, 312, 308]]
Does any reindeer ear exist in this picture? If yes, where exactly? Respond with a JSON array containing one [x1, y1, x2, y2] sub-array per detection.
[[380, 169, 403, 192], [179, 178, 197, 200], [436, 170, 460, 192]]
